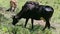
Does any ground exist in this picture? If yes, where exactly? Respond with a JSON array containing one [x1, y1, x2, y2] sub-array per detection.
[[0, 0, 60, 34]]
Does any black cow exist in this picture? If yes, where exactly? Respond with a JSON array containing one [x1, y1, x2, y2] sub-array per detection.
[[12, 1, 54, 30]]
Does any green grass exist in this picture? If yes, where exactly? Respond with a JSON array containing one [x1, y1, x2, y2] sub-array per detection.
[[0, 0, 60, 34]]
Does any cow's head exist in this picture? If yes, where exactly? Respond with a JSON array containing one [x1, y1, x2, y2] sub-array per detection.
[[12, 16, 19, 25]]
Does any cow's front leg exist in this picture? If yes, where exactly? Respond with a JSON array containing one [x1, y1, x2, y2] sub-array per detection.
[[24, 18, 29, 28]]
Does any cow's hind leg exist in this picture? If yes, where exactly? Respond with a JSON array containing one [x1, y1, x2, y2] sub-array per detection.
[[42, 18, 50, 31]]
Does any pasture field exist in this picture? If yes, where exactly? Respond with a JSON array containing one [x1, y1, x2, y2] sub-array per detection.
[[0, 0, 60, 34]]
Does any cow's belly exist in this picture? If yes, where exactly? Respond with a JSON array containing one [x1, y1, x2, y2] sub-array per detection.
[[33, 18, 40, 20], [30, 15, 41, 20], [33, 17, 45, 20]]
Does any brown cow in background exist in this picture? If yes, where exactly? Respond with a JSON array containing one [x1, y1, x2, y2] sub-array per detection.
[[6, 0, 17, 12]]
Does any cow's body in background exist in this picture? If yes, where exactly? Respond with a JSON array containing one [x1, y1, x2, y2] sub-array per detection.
[[12, 1, 54, 30]]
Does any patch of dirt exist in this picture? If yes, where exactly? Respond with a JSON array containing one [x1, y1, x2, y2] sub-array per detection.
[[34, 20, 45, 26]]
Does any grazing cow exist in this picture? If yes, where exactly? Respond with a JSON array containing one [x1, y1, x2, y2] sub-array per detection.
[[12, 1, 54, 30], [6, 0, 17, 12]]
